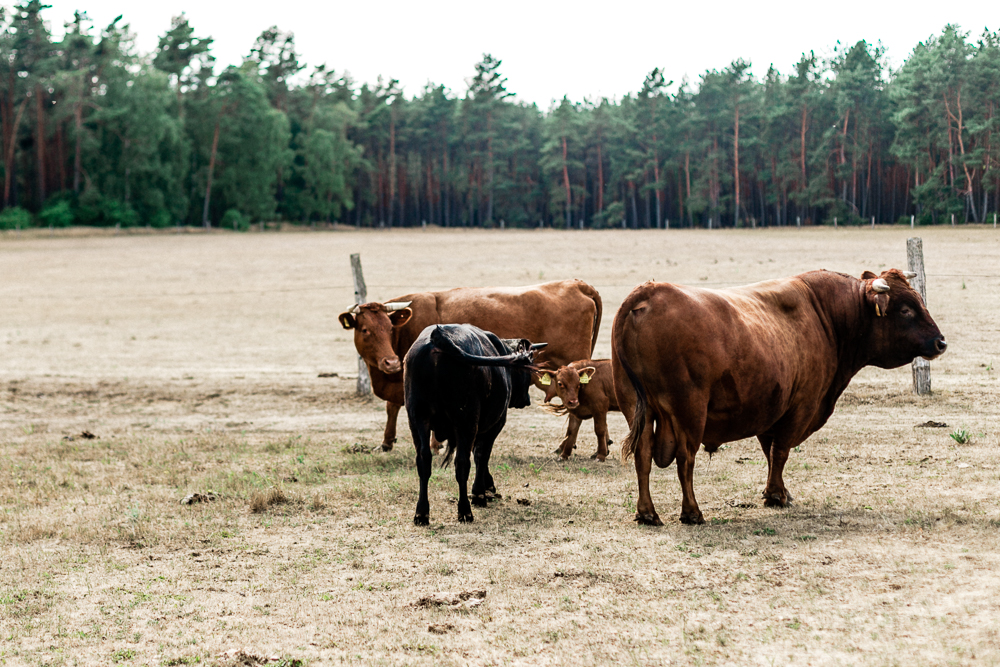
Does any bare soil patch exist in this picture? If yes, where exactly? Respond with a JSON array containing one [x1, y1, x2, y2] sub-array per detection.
[[2, 226, 999, 665]]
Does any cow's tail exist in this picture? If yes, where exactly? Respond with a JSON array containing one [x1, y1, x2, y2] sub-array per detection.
[[577, 281, 604, 356], [614, 298, 648, 464], [539, 401, 570, 417], [430, 326, 534, 367]]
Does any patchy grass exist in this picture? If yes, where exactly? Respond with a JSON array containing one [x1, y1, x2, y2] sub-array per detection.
[[1, 227, 999, 665]]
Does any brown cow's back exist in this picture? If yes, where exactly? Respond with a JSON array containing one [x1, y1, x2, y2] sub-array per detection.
[[392, 279, 600, 374]]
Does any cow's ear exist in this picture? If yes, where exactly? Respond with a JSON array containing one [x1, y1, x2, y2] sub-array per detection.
[[577, 366, 597, 383], [339, 312, 357, 330], [389, 307, 412, 327], [864, 285, 890, 318], [861, 270, 878, 280]]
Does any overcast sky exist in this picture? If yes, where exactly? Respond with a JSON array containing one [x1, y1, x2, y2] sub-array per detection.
[[46, 0, 997, 107]]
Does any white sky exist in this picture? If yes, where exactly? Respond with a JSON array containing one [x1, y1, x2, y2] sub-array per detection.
[[46, 0, 997, 107]]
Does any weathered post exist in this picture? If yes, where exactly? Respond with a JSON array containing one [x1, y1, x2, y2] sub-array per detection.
[[911, 214, 914, 229], [907, 237, 931, 395], [350, 253, 372, 397], [834, 216, 837, 228]]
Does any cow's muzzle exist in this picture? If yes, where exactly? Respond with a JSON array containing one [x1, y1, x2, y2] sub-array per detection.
[[567, 399, 579, 408], [379, 356, 402, 374], [922, 336, 947, 360]]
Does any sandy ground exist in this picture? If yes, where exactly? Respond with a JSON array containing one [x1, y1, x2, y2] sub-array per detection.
[[1, 225, 999, 666]]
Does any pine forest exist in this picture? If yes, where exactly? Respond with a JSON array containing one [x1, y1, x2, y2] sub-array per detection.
[[2, 2, 999, 231]]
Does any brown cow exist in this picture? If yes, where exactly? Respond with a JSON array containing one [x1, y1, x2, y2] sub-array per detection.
[[339, 279, 602, 450], [538, 359, 619, 461], [612, 269, 946, 526]]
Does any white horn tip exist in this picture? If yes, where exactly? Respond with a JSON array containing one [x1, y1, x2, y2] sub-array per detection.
[[383, 301, 412, 312], [872, 278, 890, 293], [902, 271, 917, 279]]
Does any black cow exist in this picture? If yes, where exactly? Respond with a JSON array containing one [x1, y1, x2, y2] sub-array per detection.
[[403, 324, 545, 525]]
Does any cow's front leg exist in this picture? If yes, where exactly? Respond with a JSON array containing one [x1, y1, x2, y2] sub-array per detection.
[[377, 402, 402, 452], [591, 412, 610, 462], [763, 443, 794, 507], [556, 414, 583, 459]]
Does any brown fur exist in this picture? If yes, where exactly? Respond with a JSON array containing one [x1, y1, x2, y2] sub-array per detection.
[[612, 269, 946, 526], [341, 280, 603, 450], [538, 359, 619, 462]]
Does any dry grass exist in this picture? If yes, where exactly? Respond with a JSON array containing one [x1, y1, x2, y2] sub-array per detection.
[[1, 226, 999, 666]]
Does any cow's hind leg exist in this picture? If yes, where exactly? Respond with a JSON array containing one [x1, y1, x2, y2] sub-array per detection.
[[471, 418, 505, 506], [634, 418, 662, 526], [556, 415, 583, 459], [410, 420, 434, 526], [676, 439, 705, 525], [453, 432, 476, 523]]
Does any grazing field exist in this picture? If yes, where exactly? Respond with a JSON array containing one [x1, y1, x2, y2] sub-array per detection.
[[1, 225, 999, 666]]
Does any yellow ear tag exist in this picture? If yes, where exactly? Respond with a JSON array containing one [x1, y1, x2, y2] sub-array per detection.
[[539, 373, 551, 386], [875, 304, 882, 317], [579, 372, 591, 384]]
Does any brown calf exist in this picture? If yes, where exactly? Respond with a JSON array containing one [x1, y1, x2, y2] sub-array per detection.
[[538, 359, 619, 462]]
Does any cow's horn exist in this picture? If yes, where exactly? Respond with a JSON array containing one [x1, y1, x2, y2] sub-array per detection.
[[383, 301, 412, 312], [347, 303, 361, 314], [871, 278, 890, 293], [902, 271, 917, 279]]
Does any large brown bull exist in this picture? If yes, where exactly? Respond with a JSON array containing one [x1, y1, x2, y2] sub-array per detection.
[[612, 269, 946, 526], [339, 279, 602, 450]]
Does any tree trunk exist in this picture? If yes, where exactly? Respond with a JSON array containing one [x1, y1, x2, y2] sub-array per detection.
[[652, 143, 661, 229], [733, 104, 740, 227], [73, 102, 83, 194], [629, 181, 638, 229], [562, 135, 571, 229], [684, 151, 692, 226], [56, 122, 66, 192], [596, 142, 604, 215], [35, 86, 46, 206], [486, 112, 494, 225], [840, 108, 849, 203], [202, 118, 221, 228], [389, 115, 396, 227], [800, 104, 808, 189], [442, 145, 450, 227], [4, 98, 28, 208]]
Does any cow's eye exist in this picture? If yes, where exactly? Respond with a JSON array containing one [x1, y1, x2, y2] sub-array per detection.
[[361, 328, 370, 335], [900, 307, 914, 319], [557, 382, 564, 388]]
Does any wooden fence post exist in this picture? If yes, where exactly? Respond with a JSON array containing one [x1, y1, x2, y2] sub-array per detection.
[[350, 253, 372, 397], [907, 237, 931, 395]]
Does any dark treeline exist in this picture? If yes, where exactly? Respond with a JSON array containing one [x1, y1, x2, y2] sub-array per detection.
[[1, 2, 999, 231]]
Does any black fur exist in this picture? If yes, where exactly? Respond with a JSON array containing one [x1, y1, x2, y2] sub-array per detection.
[[404, 324, 542, 525]]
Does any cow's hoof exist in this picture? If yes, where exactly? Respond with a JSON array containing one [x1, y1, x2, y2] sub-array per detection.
[[591, 453, 607, 462], [763, 496, 792, 508], [486, 490, 502, 501], [471, 495, 488, 508], [414, 514, 429, 526], [679, 512, 706, 525], [458, 512, 474, 523], [635, 512, 663, 526]]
